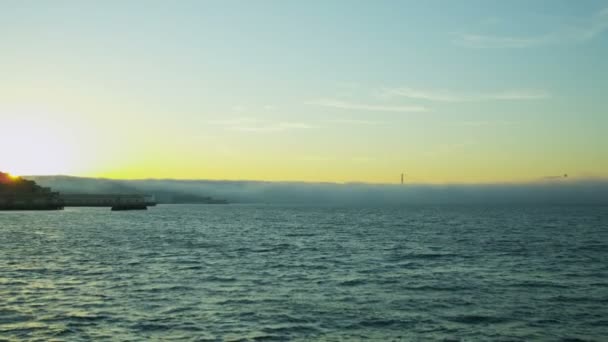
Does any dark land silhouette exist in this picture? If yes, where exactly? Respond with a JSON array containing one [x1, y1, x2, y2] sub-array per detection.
[[0, 172, 64, 210]]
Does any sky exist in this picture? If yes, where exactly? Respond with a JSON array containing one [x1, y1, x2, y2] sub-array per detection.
[[1, 0, 607, 183]]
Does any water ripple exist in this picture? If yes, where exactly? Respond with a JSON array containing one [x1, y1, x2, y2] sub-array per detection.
[[0, 204, 607, 340]]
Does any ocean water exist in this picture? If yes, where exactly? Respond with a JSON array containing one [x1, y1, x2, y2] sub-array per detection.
[[1, 204, 607, 341]]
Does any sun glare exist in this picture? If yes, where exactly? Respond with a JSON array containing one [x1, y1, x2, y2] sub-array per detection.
[[0, 110, 81, 175]]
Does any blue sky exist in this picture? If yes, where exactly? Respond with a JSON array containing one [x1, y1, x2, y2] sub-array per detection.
[[1, 1, 607, 182]]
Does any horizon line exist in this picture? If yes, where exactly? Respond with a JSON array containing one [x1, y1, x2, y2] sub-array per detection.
[[21, 174, 608, 187]]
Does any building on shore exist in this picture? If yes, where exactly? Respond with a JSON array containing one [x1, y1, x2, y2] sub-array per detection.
[[0, 172, 64, 210], [1, 171, 157, 211]]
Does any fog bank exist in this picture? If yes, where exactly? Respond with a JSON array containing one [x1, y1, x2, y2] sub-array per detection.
[[30, 176, 608, 206]]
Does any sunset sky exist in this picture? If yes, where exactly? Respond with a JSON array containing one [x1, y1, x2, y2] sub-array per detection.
[[1, 1, 607, 183]]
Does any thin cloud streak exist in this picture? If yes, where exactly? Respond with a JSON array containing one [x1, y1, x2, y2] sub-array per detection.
[[382, 88, 549, 102], [231, 123, 314, 132], [208, 118, 314, 132], [456, 120, 519, 127], [309, 99, 428, 113], [325, 119, 388, 125], [454, 7, 608, 48]]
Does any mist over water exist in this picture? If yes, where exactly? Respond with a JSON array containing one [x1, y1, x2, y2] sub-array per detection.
[[32, 176, 608, 205], [1, 204, 607, 340], [134, 179, 608, 205]]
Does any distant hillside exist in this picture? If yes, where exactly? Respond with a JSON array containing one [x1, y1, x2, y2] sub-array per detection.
[[28, 176, 228, 204], [28, 176, 138, 194], [26, 175, 608, 206]]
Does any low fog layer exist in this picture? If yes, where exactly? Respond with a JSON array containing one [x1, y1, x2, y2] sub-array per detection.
[[30, 176, 608, 205]]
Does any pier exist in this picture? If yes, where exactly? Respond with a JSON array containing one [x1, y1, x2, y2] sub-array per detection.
[[61, 194, 155, 210]]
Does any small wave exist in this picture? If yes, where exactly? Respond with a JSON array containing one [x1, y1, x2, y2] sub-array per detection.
[[386, 253, 455, 262], [203, 275, 238, 282], [550, 295, 596, 303], [338, 279, 367, 286], [588, 320, 608, 327], [402, 285, 471, 292], [284, 233, 316, 237], [0, 321, 49, 333], [352, 318, 412, 328], [214, 298, 259, 305], [251, 334, 283, 341], [508, 281, 570, 289], [251, 244, 293, 253], [0, 308, 33, 324], [134, 284, 195, 293], [261, 324, 320, 335], [178, 264, 204, 270], [0, 279, 28, 286], [50, 326, 77, 337], [274, 314, 314, 324], [159, 306, 192, 315], [173, 323, 205, 332], [64, 312, 108, 322], [406, 253, 455, 259], [445, 314, 511, 324], [131, 321, 172, 332]]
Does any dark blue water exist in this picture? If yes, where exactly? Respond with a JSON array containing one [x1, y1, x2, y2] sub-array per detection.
[[1, 205, 607, 341]]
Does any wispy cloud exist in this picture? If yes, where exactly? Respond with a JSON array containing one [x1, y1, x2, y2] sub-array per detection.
[[455, 120, 519, 127], [325, 118, 388, 125], [382, 88, 549, 102], [232, 123, 313, 132], [308, 99, 428, 112], [208, 118, 255, 126], [231, 105, 278, 113], [454, 7, 608, 48], [296, 155, 374, 163], [454, 34, 549, 49], [208, 118, 313, 132]]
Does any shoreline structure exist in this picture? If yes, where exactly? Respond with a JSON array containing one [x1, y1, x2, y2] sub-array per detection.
[[0, 171, 154, 211], [0, 172, 64, 210]]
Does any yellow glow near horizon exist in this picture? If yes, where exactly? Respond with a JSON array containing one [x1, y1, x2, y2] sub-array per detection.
[[1, 105, 605, 184]]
